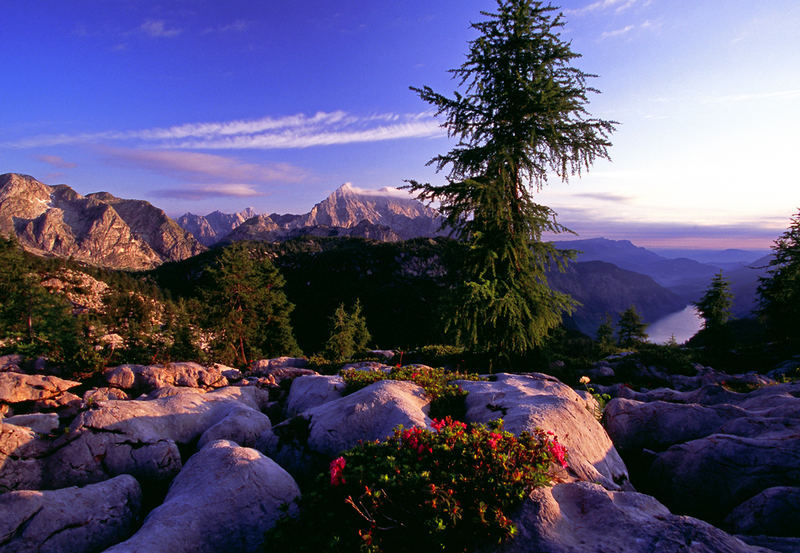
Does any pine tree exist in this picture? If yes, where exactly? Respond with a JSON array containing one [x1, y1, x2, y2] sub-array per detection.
[[596, 313, 615, 351], [349, 299, 371, 353], [617, 306, 648, 348], [202, 243, 300, 367], [695, 272, 733, 330], [407, 0, 615, 358], [323, 300, 372, 362], [757, 209, 800, 347], [694, 271, 733, 354]]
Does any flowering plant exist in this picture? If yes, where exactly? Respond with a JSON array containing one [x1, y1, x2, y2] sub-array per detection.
[[266, 418, 565, 553], [578, 375, 611, 420]]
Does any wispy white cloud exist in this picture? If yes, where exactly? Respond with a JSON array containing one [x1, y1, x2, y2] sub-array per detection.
[[567, 0, 640, 16], [100, 148, 309, 183], [174, 119, 442, 149], [575, 192, 634, 203], [341, 182, 413, 199], [100, 149, 309, 201], [202, 20, 252, 34], [600, 25, 634, 39], [35, 154, 77, 169], [599, 19, 660, 40], [152, 184, 265, 200], [6, 111, 443, 150], [639, 19, 660, 30], [139, 20, 182, 38]]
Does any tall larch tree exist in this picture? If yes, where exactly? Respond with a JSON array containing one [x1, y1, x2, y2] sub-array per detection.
[[757, 209, 800, 348], [407, 0, 615, 361]]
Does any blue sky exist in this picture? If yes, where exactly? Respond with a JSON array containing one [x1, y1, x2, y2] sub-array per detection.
[[2, 0, 798, 249]]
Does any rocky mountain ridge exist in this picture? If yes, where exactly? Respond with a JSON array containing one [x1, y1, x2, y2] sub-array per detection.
[[0, 173, 205, 270], [176, 208, 257, 247], [177, 182, 445, 245]]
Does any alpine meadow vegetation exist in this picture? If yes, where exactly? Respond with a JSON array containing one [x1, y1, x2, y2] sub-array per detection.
[[406, 0, 616, 363]]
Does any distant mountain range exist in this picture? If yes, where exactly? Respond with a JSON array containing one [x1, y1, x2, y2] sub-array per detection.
[[553, 237, 770, 317], [1, 172, 771, 331], [0, 173, 204, 269], [546, 260, 685, 335], [177, 208, 257, 246], [175, 183, 445, 245]]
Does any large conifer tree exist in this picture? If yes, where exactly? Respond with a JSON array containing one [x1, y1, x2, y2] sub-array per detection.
[[202, 242, 300, 366], [407, 0, 615, 357], [757, 209, 800, 347]]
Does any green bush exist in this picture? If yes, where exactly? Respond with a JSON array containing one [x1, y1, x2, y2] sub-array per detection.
[[340, 365, 484, 420], [634, 342, 696, 376], [391, 345, 467, 369], [306, 354, 344, 375], [266, 418, 565, 553]]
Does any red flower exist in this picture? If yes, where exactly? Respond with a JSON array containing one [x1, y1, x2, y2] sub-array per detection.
[[547, 437, 568, 469], [330, 456, 346, 486]]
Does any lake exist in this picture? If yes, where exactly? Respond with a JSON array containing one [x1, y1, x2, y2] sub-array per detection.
[[647, 305, 704, 345]]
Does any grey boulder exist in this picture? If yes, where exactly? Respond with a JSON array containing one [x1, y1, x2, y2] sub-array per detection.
[[10, 386, 272, 491], [457, 373, 629, 490], [102, 440, 299, 553], [487, 481, 775, 553], [285, 374, 345, 416], [0, 474, 141, 553], [303, 379, 431, 457]]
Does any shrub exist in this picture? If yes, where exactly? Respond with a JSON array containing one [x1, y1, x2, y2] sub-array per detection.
[[266, 418, 565, 553], [634, 342, 696, 376], [340, 365, 483, 420], [306, 354, 345, 375], [391, 345, 467, 369]]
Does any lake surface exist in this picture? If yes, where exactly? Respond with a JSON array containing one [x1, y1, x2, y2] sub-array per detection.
[[647, 305, 704, 345]]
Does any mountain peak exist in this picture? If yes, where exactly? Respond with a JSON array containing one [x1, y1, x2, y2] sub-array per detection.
[[1, 174, 204, 268]]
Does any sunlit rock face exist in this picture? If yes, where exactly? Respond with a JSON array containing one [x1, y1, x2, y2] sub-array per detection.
[[296, 182, 444, 240], [0, 173, 205, 270], [191, 183, 447, 245], [176, 208, 257, 246]]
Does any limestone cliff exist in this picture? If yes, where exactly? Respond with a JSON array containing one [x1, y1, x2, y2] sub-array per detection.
[[0, 173, 205, 270], [295, 183, 443, 239]]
